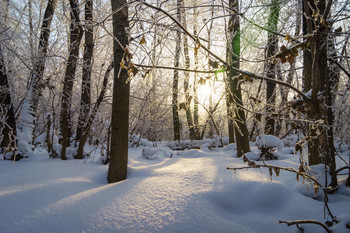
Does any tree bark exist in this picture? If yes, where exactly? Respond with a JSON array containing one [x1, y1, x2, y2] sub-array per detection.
[[302, 0, 337, 188], [227, 0, 250, 157], [192, 4, 200, 140], [107, 0, 129, 183], [172, 0, 182, 141], [76, 0, 93, 142], [265, 0, 280, 135], [0, 44, 17, 156], [60, 0, 83, 160], [181, 1, 195, 140]]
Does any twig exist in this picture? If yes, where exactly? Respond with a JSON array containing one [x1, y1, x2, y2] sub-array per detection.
[[279, 220, 332, 233]]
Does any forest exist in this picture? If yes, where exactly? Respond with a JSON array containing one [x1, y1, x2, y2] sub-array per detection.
[[0, 0, 350, 232]]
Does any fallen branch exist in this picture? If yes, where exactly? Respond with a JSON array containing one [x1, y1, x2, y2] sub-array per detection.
[[279, 220, 332, 233]]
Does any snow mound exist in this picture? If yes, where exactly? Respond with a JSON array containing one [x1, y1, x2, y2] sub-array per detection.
[[141, 147, 175, 160], [221, 143, 236, 151], [244, 151, 260, 161], [256, 135, 284, 151]]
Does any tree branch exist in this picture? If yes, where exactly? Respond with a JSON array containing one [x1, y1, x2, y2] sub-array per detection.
[[136, 1, 310, 102], [279, 220, 332, 233]]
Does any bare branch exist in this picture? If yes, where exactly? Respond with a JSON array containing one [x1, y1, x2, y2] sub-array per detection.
[[279, 220, 332, 233]]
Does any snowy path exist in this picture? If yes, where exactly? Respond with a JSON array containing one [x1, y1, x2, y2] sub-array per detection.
[[0, 147, 349, 233]]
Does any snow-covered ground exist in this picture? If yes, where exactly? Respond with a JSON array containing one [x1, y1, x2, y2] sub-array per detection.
[[1, 143, 349, 233]]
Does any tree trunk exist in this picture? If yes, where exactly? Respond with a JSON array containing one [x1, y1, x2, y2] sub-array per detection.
[[225, 5, 235, 144], [76, 0, 93, 142], [303, 0, 321, 165], [17, 0, 57, 157], [60, 0, 83, 160], [303, 0, 329, 166], [181, 1, 195, 140], [192, 4, 200, 140], [107, 0, 129, 183], [228, 0, 250, 157], [172, 0, 182, 141], [76, 61, 113, 159], [265, 0, 280, 135], [0, 44, 17, 157]]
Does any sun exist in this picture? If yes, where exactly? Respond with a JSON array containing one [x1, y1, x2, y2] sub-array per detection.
[[197, 82, 213, 105]]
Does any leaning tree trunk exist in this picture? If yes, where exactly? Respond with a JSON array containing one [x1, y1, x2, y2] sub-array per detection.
[[76, 61, 113, 159], [17, 0, 57, 157], [172, 0, 182, 141], [227, 0, 250, 157], [60, 0, 83, 160], [76, 0, 93, 142], [265, 0, 280, 135], [107, 0, 129, 183]]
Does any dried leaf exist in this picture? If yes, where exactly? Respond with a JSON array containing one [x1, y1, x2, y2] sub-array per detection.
[[243, 75, 252, 82], [284, 34, 292, 42], [280, 56, 287, 64], [179, 102, 187, 111], [314, 183, 319, 197], [140, 35, 146, 45], [335, 27, 342, 33], [273, 167, 280, 176], [120, 59, 127, 69], [243, 155, 248, 163], [269, 167, 273, 177], [198, 77, 206, 85], [209, 59, 219, 68], [287, 55, 295, 65], [125, 48, 133, 60], [194, 41, 200, 55]]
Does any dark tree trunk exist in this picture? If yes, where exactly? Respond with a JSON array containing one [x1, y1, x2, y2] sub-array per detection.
[[29, 0, 57, 112], [76, 0, 93, 142], [107, 0, 129, 183], [0, 44, 17, 155], [228, 0, 250, 157], [265, 0, 280, 135], [302, 0, 337, 188], [60, 0, 83, 160], [303, 0, 321, 165], [172, 0, 182, 141]]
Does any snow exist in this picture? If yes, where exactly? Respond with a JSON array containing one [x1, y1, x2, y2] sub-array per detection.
[[0, 143, 349, 233], [256, 135, 284, 151]]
